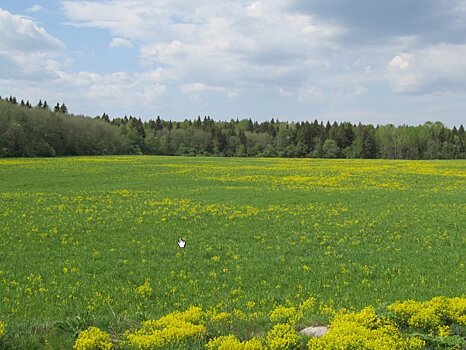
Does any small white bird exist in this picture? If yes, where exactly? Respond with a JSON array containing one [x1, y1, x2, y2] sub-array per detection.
[[177, 237, 186, 248]]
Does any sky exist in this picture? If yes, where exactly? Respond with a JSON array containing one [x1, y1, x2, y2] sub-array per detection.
[[1, 1, 466, 126]]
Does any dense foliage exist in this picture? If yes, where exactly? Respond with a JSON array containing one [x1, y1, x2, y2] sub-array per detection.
[[1, 96, 465, 158]]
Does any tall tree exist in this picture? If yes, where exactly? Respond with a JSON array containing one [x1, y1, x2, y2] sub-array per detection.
[[60, 103, 68, 114]]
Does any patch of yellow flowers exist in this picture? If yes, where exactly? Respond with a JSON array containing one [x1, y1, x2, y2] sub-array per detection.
[[388, 296, 466, 332], [308, 307, 425, 349], [73, 326, 113, 350], [269, 297, 317, 326], [206, 335, 264, 350], [67, 296, 465, 349], [135, 279, 153, 299], [206, 323, 300, 350], [124, 306, 207, 349], [0, 321, 5, 337], [270, 306, 300, 325], [266, 323, 301, 350]]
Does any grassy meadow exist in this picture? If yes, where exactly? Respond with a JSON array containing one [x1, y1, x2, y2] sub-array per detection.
[[0, 156, 465, 348]]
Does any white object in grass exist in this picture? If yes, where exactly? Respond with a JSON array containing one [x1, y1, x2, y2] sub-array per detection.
[[178, 238, 186, 248]]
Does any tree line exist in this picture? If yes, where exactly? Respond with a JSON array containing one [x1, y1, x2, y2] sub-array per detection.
[[1, 95, 465, 159]]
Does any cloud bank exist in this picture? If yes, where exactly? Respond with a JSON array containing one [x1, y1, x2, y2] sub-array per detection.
[[1, 1, 466, 125]]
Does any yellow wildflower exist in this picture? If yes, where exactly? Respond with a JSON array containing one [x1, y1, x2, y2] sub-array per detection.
[[308, 307, 425, 350], [73, 327, 112, 350], [206, 335, 265, 350], [125, 306, 206, 349], [135, 279, 152, 299], [270, 306, 301, 325], [266, 323, 300, 350]]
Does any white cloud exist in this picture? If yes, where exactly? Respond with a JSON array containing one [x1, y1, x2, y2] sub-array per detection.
[[61, 1, 166, 41], [299, 87, 325, 102], [53, 70, 168, 112], [387, 44, 466, 93], [0, 51, 62, 81], [0, 9, 64, 52], [245, 2, 263, 18], [3, 1, 466, 125], [61, 0, 342, 98], [388, 54, 412, 70], [0, 9, 64, 82], [388, 54, 420, 93], [181, 83, 223, 95], [1, 68, 168, 117], [26, 5, 44, 13], [0, 7, 167, 114], [345, 85, 368, 99], [136, 68, 176, 82], [109, 37, 133, 48], [454, 0, 466, 13]]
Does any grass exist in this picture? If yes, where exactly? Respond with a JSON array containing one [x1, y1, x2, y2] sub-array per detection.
[[0, 156, 465, 348]]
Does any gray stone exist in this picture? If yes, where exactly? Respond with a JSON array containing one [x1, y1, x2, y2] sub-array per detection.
[[300, 326, 329, 338]]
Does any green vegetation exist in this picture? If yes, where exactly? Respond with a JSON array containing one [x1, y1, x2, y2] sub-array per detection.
[[1, 96, 465, 159], [0, 156, 465, 348]]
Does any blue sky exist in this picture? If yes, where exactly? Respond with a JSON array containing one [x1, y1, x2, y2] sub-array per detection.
[[1, 1, 466, 126]]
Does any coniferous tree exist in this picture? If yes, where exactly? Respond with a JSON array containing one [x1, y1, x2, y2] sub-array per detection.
[[361, 126, 377, 158], [246, 118, 253, 132], [155, 116, 163, 131], [60, 103, 68, 114]]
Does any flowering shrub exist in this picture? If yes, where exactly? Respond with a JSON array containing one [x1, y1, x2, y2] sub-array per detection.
[[73, 327, 112, 350], [266, 323, 300, 350], [308, 307, 425, 350], [206, 335, 264, 350], [125, 306, 206, 349], [388, 296, 466, 332], [0, 321, 5, 337]]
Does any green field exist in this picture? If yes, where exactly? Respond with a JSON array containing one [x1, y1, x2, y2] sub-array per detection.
[[0, 156, 465, 348]]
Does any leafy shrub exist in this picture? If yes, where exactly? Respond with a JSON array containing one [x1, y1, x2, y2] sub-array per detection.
[[266, 323, 300, 350], [388, 296, 466, 332], [308, 307, 425, 350], [124, 306, 206, 349], [73, 326, 112, 350]]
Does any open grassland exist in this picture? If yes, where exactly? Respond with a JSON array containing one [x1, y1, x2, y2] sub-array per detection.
[[0, 156, 465, 349]]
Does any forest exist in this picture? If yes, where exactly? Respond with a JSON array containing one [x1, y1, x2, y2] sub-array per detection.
[[0, 95, 465, 159]]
